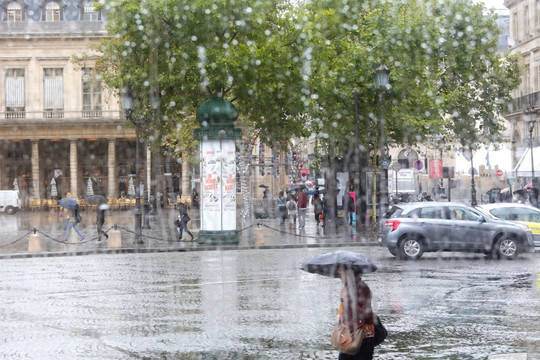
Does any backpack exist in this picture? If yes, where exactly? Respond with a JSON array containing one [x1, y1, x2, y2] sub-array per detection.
[[287, 201, 296, 211]]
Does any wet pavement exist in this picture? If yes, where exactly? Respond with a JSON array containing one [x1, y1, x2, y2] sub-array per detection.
[[0, 208, 539, 359], [0, 206, 371, 256], [0, 245, 539, 359]]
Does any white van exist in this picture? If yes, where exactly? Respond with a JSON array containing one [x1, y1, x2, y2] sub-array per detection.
[[0, 190, 20, 215]]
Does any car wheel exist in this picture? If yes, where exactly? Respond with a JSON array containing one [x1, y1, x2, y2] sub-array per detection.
[[494, 237, 518, 260], [398, 235, 424, 260], [5, 206, 15, 215]]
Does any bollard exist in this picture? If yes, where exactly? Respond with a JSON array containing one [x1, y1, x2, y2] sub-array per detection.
[[108, 229, 122, 249], [254, 225, 264, 246], [28, 232, 41, 252]]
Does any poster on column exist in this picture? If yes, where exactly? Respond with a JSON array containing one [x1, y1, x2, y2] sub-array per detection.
[[221, 139, 237, 231], [201, 140, 221, 231]]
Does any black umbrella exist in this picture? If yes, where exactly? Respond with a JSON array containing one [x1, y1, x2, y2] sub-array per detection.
[[286, 184, 306, 192], [300, 250, 377, 278], [258, 184, 270, 188], [58, 197, 79, 211], [86, 194, 108, 205]]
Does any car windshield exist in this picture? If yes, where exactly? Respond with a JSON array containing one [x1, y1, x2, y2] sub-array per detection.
[[490, 207, 540, 222], [386, 206, 404, 219]]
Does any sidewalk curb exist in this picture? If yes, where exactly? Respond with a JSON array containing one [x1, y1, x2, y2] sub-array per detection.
[[0, 241, 379, 260]]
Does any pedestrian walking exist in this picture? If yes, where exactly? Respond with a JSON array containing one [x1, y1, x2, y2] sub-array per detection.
[[345, 192, 355, 225], [177, 205, 194, 241], [277, 191, 287, 224], [191, 190, 200, 209], [312, 194, 324, 225], [96, 205, 108, 242], [336, 266, 376, 360], [286, 194, 297, 230], [297, 189, 308, 228], [64, 208, 84, 243]]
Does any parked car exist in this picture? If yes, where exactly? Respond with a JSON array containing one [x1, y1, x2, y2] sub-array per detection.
[[477, 203, 540, 247], [377, 202, 535, 260]]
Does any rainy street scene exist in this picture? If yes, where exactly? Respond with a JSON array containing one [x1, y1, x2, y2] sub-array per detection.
[[2, 0, 540, 359]]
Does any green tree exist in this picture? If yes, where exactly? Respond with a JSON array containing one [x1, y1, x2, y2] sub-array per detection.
[[93, 0, 310, 153]]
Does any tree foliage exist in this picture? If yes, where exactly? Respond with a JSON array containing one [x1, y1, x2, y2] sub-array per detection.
[[93, 0, 520, 158]]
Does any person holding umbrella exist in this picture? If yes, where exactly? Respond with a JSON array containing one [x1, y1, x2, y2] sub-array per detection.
[[300, 251, 387, 359], [335, 266, 376, 359], [58, 196, 84, 243]]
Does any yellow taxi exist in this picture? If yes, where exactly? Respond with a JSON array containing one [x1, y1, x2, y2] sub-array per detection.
[[477, 203, 540, 247]]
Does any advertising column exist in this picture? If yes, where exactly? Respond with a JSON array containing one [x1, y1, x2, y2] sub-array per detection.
[[195, 96, 242, 244]]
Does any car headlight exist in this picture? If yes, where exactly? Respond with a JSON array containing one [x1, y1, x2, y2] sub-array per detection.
[[516, 223, 532, 233]]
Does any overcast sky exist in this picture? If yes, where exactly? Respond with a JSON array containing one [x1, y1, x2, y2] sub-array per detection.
[[477, 0, 506, 10]]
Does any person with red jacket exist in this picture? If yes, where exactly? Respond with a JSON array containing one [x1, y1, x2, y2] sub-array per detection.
[[297, 189, 308, 228]]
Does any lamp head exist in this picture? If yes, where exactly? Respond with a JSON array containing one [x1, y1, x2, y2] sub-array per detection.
[[373, 64, 390, 90], [121, 85, 134, 111]]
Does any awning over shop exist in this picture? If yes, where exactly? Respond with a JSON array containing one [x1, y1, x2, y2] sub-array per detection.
[[513, 147, 540, 177]]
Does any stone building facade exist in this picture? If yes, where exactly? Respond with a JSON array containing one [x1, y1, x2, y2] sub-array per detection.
[[0, 0, 185, 203], [505, 0, 540, 177]]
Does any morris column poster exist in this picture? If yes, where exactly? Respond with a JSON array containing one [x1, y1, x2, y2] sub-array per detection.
[[200, 139, 236, 232]]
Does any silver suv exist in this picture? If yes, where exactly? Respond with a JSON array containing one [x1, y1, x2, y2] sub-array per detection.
[[377, 202, 535, 260]]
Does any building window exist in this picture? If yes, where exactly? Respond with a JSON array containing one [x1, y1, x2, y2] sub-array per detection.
[[7, 2, 22, 22], [44, 1, 60, 22], [82, 68, 102, 117], [82, 1, 100, 21], [5, 69, 25, 119], [43, 68, 64, 118]]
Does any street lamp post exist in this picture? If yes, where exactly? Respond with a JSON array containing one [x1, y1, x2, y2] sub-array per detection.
[[373, 64, 390, 217], [121, 86, 143, 244], [463, 148, 477, 207], [526, 106, 537, 186]]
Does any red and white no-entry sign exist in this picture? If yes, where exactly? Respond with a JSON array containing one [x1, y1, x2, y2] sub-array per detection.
[[496, 169, 503, 178]]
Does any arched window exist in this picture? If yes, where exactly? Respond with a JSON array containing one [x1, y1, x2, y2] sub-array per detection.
[[7, 2, 22, 22], [45, 1, 60, 22]]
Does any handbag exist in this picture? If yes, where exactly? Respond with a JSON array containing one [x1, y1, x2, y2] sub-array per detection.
[[373, 316, 388, 346], [330, 323, 365, 355]]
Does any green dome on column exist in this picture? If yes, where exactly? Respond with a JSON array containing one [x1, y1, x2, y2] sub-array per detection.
[[196, 96, 239, 126]]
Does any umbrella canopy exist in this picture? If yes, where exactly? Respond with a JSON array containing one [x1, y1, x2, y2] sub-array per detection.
[[286, 184, 306, 192], [86, 194, 108, 205], [58, 197, 79, 211], [127, 177, 136, 197], [300, 250, 377, 278], [86, 178, 94, 196], [258, 184, 270, 188], [50, 178, 57, 198]]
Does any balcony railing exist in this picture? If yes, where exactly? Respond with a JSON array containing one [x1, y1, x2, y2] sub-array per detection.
[[0, 21, 107, 36], [511, 91, 540, 113], [0, 110, 124, 122]]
